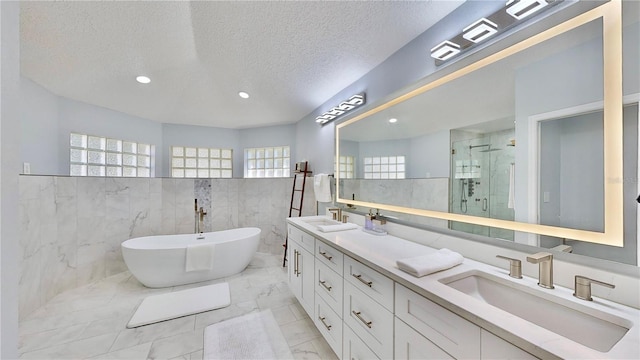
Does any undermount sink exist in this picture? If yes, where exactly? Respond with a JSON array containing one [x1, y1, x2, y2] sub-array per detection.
[[301, 218, 342, 227], [439, 270, 631, 352]]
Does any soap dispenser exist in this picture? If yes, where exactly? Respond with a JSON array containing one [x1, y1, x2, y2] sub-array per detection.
[[365, 209, 374, 230]]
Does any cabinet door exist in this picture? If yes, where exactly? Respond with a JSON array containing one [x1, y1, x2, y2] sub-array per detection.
[[288, 240, 314, 317], [344, 281, 394, 359], [315, 294, 343, 357], [481, 330, 539, 360], [299, 246, 315, 316], [343, 324, 380, 360], [395, 317, 454, 360], [288, 241, 302, 300], [395, 284, 480, 359], [315, 259, 343, 316]]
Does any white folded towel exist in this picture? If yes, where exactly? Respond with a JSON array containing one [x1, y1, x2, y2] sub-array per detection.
[[317, 223, 358, 232], [313, 174, 332, 203], [396, 248, 464, 277], [185, 242, 216, 272]]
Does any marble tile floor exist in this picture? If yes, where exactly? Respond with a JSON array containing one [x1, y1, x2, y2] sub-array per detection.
[[19, 253, 338, 360]]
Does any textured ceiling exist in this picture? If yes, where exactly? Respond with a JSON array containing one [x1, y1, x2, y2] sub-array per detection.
[[20, 1, 464, 129]]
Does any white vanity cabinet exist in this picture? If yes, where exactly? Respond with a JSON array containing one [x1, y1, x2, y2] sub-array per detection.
[[480, 330, 538, 360], [287, 226, 315, 316], [395, 317, 454, 360], [344, 256, 394, 360], [395, 284, 481, 359], [313, 241, 345, 356]]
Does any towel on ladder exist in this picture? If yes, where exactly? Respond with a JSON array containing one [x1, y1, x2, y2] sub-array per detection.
[[185, 242, 216, 272]]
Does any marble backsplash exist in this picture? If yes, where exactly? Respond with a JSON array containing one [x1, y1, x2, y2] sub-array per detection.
[[18, 175, 316, 319]]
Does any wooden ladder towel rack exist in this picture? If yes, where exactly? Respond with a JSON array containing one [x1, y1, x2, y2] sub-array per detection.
[[283, 161, 311, 267]]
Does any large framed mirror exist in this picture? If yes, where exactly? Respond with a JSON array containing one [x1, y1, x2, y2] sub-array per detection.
[[336, 1, 635, 250]]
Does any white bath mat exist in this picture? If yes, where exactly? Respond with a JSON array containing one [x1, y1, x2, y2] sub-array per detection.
[[203, 309, 293, 360], [127, 283, 230, 328]]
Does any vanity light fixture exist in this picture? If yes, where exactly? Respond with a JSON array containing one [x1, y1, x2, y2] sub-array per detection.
[[430, 40, 461, 61], [430, 0, 560, 65], [506, 0, 549, 20], [463, 18, 499, 43], [315, 93, 366, 125], [136, 75, 151, 84], [238, 91, 250, 99], [388, 118, 398, 123]]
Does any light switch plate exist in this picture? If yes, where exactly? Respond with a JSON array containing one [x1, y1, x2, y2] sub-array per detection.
[[23, 162, 31, 174]]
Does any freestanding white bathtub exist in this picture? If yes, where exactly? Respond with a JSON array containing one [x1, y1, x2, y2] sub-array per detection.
[[121, 227, 260, 288]]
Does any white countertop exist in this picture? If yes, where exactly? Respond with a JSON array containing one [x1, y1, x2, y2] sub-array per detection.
[[287, 216, 640, 360]]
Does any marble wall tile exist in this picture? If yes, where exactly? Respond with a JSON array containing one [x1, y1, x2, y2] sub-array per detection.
[[77, 178, 106, 217], [56, 196, 78, 246], [40, 244, 77, 303], [194, 179, 212, 233], [161, 178, 177, 235], [19, 251, 42, 319], [175, 179, 196, 234], [55, 177, 77, 198]]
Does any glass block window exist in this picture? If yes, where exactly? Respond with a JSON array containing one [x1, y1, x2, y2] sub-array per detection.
[[363, 155, 405, 179], [70, 133, 152, 177], [245, 146, 290, 178], [171, 146, 233, 178], [338, 156, 355, 179]]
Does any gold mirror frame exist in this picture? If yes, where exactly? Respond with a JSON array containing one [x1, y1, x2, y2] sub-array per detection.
[[336, 1, 623, 247]]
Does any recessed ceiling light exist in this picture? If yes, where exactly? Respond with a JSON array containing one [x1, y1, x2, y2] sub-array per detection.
[[136, 75, 151, 84], [389, 118, 398, 123], [238, 91, 250, 99]]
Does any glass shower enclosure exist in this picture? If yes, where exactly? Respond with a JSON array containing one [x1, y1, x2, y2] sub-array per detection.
[[450, 129, 515, 240]]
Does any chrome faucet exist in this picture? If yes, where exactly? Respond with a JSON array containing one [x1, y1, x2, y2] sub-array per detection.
[[526, 252, 554, 289], [573, 275, 615, 301]]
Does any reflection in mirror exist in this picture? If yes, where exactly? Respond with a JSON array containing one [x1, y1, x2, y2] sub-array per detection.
[[339, 17, 606, 230], [337, 1, 639, 265]]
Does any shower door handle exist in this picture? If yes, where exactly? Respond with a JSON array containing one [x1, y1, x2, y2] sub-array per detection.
[[483, 198, 488, 212]]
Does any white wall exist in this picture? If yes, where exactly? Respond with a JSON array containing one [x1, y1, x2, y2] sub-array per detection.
[[1, 1, 20, 357], [21, 78, 59, 175]]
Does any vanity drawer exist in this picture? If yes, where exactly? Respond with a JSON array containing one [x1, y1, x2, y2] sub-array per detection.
[[396, 284, 480, 359], [288, 225, 315, 252], [315, 241, 344, 275], [343, 324, 380, 360], [344, 281, 393, 360], [395, 317, 454, 360], [314, 294, 343, 357], [345, 256, 394, 311], [315, 259, 343, 316]]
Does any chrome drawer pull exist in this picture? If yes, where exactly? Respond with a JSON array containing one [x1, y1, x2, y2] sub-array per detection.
[[352, 274, 372, 287], [319, 280, 332, 291], [319, 251, 333, 261], [318, 316, 332, 331], [352, 311, 372, 328]]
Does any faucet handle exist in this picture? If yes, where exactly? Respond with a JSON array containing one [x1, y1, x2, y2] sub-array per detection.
[[496, 255, 522, 279], [573, 275, 615, 301]]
